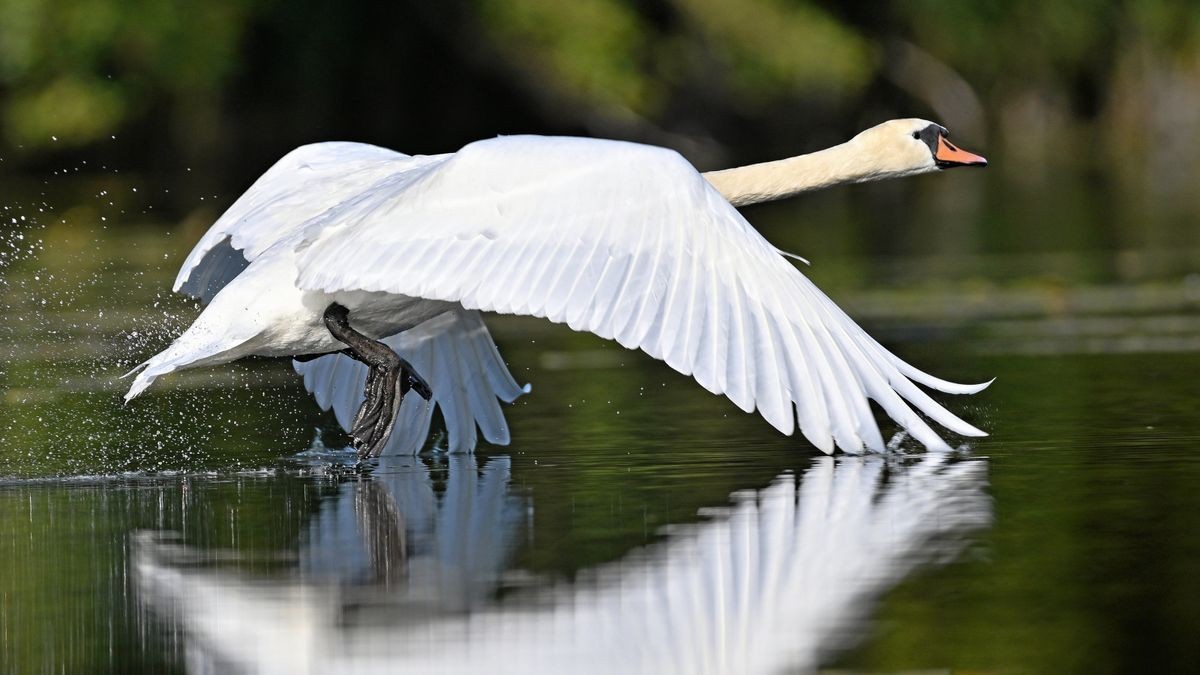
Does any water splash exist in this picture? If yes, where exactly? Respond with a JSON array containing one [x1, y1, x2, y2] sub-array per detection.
[[0, 167, 322, 478]]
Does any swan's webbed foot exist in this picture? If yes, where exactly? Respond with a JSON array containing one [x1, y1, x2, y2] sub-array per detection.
[[322, 303, 432, 459]]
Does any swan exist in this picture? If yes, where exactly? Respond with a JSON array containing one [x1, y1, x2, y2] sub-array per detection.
[[124, 118, 989, 457]]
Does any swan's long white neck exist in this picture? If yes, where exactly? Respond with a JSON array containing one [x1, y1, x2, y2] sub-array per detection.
[[703, 140, 904, 207]]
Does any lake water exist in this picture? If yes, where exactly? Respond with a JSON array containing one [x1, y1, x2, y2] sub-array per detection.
[[1, 170, 1198, 673]]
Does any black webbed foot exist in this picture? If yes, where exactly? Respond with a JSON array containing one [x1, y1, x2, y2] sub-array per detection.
[[322, 303, 433, 459]]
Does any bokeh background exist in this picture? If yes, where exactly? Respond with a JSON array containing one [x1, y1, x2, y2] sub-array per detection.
[[3, 0, 1200, 284], [5, 0, 1199, 335], [3, 0, 1200, 216], [2, 2, 1200, 673]]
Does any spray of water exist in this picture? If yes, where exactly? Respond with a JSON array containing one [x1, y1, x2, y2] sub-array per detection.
[[0, 154, 323, 479]]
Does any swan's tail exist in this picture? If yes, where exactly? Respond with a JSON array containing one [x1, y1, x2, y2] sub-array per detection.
[[294, 309, 528, 455], [123, 321, 259, 402], [124, 353, 181, 402]]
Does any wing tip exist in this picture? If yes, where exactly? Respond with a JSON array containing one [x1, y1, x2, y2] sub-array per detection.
[[799, 425, 836, 455], [958, 377, 996, 395], [958, 425, 989, 438]]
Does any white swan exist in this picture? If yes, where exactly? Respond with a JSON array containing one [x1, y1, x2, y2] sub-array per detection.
[[125, 118, 989, 456]]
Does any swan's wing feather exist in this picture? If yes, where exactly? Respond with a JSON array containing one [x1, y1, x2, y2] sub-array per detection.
[[295, 135, 986, 453], [174, 142, 442, 302], [294, 309, 527, 455]]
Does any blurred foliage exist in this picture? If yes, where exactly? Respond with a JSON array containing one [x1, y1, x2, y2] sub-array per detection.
[[674, 0, 872, 101], [0, 0, 260, 151], [0, 0, 1199, 203], [474, 0, 872, 116], [477, 0, 658, 114]]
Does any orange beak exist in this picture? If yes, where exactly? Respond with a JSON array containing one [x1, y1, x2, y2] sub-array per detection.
[[935, 136, 987, 167]]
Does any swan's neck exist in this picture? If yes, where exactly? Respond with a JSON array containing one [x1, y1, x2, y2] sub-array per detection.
[[703, 140, 892, 207]]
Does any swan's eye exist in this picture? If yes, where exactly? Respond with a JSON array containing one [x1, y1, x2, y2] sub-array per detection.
[[912, 131, 920, 140]]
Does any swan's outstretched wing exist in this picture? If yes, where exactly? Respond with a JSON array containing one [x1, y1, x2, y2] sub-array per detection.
[[174, 142, 446, 303], [294, 309, 529, 455], [296, 135, 988, 453]]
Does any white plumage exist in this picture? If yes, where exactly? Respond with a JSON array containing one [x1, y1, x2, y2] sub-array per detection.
[[128, 126, 990, 454]]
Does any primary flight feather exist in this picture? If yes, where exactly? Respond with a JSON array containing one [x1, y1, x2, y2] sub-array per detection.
[[126, 119, 990, 457]]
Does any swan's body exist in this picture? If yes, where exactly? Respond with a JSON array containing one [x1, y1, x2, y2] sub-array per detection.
[[126, 119, 989, 455]]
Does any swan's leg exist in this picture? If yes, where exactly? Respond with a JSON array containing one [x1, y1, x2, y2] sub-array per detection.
[[321, 303, 432, 458]]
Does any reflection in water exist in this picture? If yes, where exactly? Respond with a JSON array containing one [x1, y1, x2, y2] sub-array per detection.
[[135, 452, 989, 674], [299, 455, 525, 609]]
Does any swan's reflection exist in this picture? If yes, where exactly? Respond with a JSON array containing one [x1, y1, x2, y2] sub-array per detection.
[[298, 455, 524, 610], [135, 452, 989, 674]]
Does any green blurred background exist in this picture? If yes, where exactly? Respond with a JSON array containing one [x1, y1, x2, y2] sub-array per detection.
[[3, 0, 1198, 295], [2, 0, 1199, 213], [4, 0, 1199, 304]]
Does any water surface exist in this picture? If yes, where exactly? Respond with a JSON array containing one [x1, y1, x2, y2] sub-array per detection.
[[1, 175, 1198, 673]]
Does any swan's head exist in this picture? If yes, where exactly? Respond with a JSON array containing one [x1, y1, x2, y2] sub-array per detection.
[[850, 118, 987, 178]]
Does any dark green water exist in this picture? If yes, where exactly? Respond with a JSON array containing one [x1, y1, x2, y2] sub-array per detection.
[[1, 174, 1198, 673]]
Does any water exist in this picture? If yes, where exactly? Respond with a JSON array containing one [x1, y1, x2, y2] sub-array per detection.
[[1, 174, 1199, 673]]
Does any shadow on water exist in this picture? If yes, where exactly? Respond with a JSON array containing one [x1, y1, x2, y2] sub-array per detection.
[[132, 450, 989, 674]]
